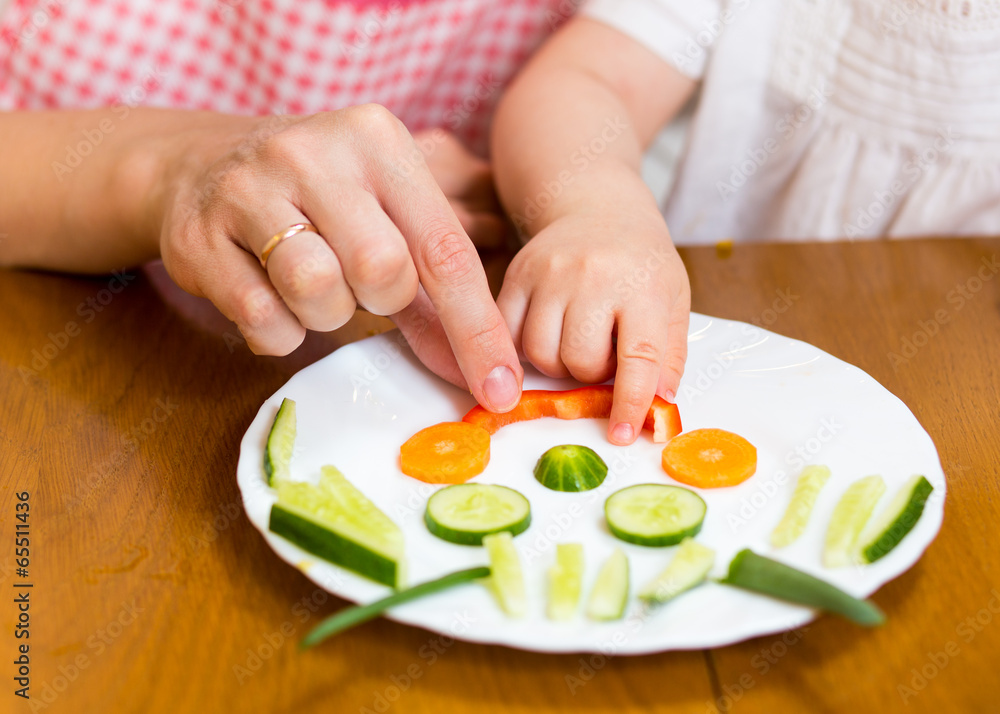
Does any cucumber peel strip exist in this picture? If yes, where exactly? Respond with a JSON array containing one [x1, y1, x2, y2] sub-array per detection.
[[301, 566, 490, 648], [718, 549, 885, 626], [264, 397, 296, 486], [856, 475, 934, 564]]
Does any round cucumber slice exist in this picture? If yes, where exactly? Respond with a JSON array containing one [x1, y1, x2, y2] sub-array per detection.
[[425, 484, 531, 546], [604, 484, 706, 547], [533, 445, 608, 492]]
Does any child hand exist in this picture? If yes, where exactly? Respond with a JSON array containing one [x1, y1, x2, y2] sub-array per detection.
[[497, 205, 690, 445]]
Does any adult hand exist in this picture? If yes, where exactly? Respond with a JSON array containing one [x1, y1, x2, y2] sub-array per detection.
[[159, 105, 522, 412]]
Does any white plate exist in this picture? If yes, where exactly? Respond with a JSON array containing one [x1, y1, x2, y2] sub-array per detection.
[[236, 313, 946, 654]]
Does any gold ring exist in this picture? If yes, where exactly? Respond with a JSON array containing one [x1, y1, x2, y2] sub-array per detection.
[[259, 222, 319, 269]]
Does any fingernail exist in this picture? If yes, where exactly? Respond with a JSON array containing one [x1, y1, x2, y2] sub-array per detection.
[[483, 365, 520, 412], [663, 389, 676, 403], [611, 422, 634, 444]]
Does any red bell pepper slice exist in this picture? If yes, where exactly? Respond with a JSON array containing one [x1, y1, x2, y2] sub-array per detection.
[[462, 385, 681, 443]]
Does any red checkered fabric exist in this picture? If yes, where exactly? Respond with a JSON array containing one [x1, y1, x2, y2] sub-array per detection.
[[0, 0, 573, 154]]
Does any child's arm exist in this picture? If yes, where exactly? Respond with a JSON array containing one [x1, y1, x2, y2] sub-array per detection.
[[492, 17, 697, 445]]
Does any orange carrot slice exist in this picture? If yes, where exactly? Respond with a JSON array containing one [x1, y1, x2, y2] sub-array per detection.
[[661, 428, 757, 488], [400, 422, 491, 484]]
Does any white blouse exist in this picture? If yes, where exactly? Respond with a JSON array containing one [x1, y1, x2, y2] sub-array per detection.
[[584, 0, 1000, 243]]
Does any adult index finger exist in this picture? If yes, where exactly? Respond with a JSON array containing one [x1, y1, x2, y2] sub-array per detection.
[[374, 140, 523, 413]]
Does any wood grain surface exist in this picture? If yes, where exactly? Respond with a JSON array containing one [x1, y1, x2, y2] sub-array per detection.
[[2, 238, 998, 714]]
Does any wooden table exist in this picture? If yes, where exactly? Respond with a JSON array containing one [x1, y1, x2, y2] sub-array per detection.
[[2, 238, 998, 714]]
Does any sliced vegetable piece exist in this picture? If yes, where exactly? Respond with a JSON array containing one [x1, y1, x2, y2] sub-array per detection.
[[301, 566, 490, 648], [586, 548, 629, 620], [547, 543, 585, 621], [770, 465, 832, 548], [823, 475, 885, 568], [400, 421, 491, 484], [639, 538, 716, 605], [661, 428, 757, 488], [719, 549, 884, 626], [605, 484, 706, 547], [462, 385, 681, 443], [483, 532, 527, 617], [269, 466, 406, 588], [424, 483, 531, 545], [644, 396, 683, 443], [534, 445, 608, 492], [856, 475, 934, 564], [264, 397, 296, 486]]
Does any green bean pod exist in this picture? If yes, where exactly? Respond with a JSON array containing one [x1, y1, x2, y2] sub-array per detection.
[[301, 566, 491, 648], [718, 550, 885, 626]]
